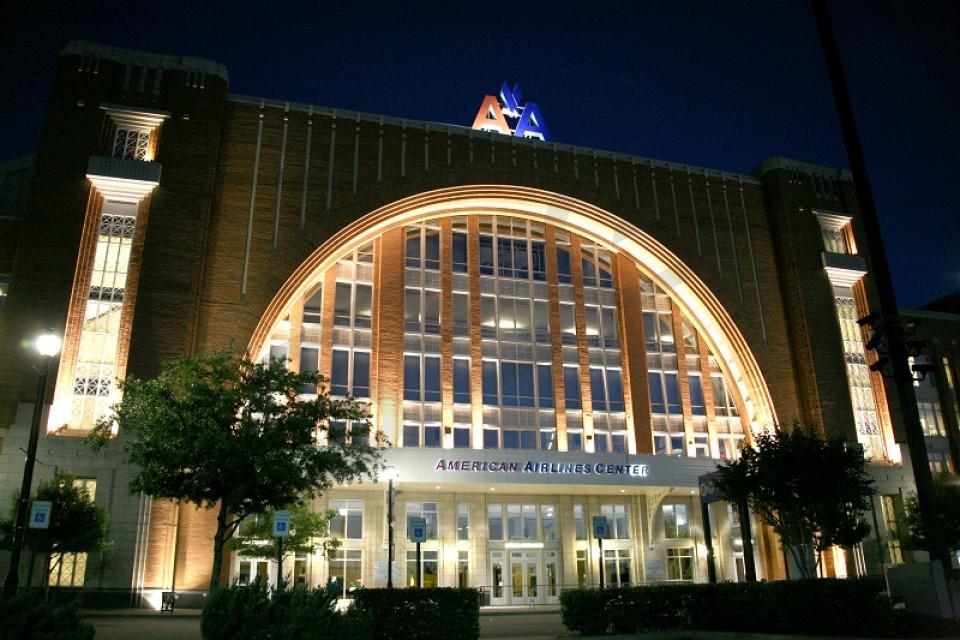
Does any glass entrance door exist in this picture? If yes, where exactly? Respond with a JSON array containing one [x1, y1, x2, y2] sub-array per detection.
[[509, 551, 539, 605]]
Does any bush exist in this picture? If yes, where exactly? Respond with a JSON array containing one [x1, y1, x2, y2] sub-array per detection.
[[352, 588, 480, 640], [561, 578, 959, 638], [0, 592, 95, 640], [200, 579, 371, 640]]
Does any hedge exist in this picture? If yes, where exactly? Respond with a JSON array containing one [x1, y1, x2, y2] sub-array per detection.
[[561, 579, 959, 638], [0, 592, 95, 640], [352, 588, 480, 640], [201, 579, 371, 640]]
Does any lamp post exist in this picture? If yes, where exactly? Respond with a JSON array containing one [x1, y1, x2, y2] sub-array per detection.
[[384, 469, 399, 588], [3, 333, 62, 600]]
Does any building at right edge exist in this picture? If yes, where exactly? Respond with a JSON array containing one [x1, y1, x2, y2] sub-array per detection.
[[1, 44, 956, 604]]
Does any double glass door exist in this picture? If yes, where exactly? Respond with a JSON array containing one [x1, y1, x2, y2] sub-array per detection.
[[490, 550, 559, 605]]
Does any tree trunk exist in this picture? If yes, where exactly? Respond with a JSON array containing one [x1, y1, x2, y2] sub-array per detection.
[[209, 503, 229, 594]]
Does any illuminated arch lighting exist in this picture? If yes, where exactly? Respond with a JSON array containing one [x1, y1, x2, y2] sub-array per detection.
[[247, 185, 778, 436]]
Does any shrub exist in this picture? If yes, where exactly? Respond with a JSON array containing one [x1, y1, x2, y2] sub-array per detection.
[[559, 578, 960, 638], [352, 588, 480, 640], [0, 592, 95, 640], [200, 579, 372, 640]]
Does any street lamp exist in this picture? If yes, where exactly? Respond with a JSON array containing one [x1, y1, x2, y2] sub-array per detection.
[[3, 333, 62, 599], [383, 468, 399, 588]]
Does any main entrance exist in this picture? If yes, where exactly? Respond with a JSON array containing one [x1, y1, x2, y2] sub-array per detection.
[[489, 549, 559, 606]]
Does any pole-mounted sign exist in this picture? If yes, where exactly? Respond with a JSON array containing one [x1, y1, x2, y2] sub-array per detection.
[[272, 511, 291, 537], [28, 501, 52, 530]]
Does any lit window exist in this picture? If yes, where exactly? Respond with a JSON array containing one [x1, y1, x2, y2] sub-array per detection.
[[328, 550, 362, 597], [663, 503, 690, 538], [600, 504, 629, 539], [406, 502, 438, 540], [457, 503, 469, 541], [329, 500, 363, 539], [666, 548, 693, 581]]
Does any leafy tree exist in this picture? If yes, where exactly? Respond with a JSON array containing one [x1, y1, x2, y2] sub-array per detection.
[[902, 472, 960, 553], [1, 473, 109, 586], [714, 425, 875, 578], [88, 350, 381, 593], [229, 503, 341, 588]]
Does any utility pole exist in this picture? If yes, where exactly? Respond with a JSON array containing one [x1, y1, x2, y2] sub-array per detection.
[[812, 0, 950, 571]]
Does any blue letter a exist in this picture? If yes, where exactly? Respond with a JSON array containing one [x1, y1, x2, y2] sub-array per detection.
[[514, 102, 549, 141]]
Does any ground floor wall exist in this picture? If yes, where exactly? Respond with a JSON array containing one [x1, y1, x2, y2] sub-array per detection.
[[0, 402, 923, 606]]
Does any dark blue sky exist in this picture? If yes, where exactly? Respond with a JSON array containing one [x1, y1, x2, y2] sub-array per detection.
[[3, 1, 957, 307]]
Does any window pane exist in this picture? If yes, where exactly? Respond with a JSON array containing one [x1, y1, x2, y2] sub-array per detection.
[[537, 365, 554, 408], [556, 248, 572, 283], [517, 364, 535, 407], [648, 372, 665, 413], [454, 358, 470, 404], [405, 289, 420, 331], [483, 428, 499, 448], [334, 282, 352, 326], [590, 368, 606, 410], [479, 235, 494, 275], [353, 351, 370, 397], [564, 366, 581, 410], [424, 356, 441, 402], [404, 355, 420, 401], [607, 370, 624, 412], [531, 241, 547, 281], [513, 239, 529, 279], [483, 361, 498, 405], [424, 230, 440, 269], [452, 233, 468, 272], [331, 350, 350, 395], [354, 284, 372, 327], [424, 290, 441, 334], [403, 424, 420, 447]]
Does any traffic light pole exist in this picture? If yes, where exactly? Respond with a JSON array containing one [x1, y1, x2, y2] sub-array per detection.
[[812, 0, 950, 571]]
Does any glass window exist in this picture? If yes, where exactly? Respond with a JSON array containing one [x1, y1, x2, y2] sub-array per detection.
[[590, 368, 606, 410], [576, 549, 587, 587], [331, 350, 350, 395], [560, 303, 576, 344], [424, 356, 441, 402], [454, 424, 470, 448], [604, 549, 631, 587], [537, 364, 554, 408], [564, 366, 581, 410], [666, 548, 693, 581], [453, 293, 469, 336], [607, 370, 624, 412], [484, 428, 499, 449], [541, 504, 556, 541], [330, 500, 363, 539], [405, 288, 420, 332], [353, 351, 370, 398], [663, 504, 690, 538], [299, 347, 319, 394], [452, 232, 468, 273], [424, 425, 441, 448], [329, 550, 362, 597], [404, 355, 420, 401], [403, 424, 420, 447], [406, 502, 439, 540], [406, 550, 439, 587], [355, 284, 372, 328], [454, 358, 471, 404], [423, 290, 441, 334], [488, 504, 503, 540], [481, 295, 496, 338], [424, 230, 440, 270], [531, 241, 547, 281], [482, 361, 498, 405], [458, 503, 469, 541], [458, 551, 469, 588], [556, 247, 572, 283], [574, 504, 586, 540], [601, 504, 629, 539], [479, 235, 494, 275], [334, 282, 352, 326], [688, 374, 706, 416]]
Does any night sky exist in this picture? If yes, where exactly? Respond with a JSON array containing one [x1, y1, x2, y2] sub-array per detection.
[[2, 1, 957, 308]]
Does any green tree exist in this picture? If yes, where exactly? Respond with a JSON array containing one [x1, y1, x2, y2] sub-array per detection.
[[1, 473, 109, 586], [714, 426, 875, 578], [902, 472, 960, 553], [229, 503, 341, 588], [88, 350, 381, 593]]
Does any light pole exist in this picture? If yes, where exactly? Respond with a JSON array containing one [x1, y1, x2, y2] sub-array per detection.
[[3, 333, 62, 600], [384, 469, 399, 588]]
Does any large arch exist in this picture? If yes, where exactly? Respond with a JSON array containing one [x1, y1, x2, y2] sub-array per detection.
[[246, 185, 777, 434]]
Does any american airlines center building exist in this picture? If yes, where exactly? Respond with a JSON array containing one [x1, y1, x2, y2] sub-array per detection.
[[0, 42, 917, 606]]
